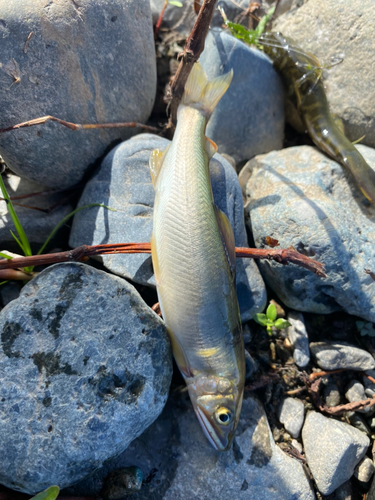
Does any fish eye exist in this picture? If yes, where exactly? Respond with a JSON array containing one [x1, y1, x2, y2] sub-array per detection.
[[215, 407, 232, 426]]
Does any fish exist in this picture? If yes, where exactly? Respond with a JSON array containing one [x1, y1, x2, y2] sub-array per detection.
[[259, 31, 375, 203], [149, 62, 245, 451]]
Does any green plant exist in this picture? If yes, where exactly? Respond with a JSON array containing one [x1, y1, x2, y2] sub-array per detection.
[[253, 303, 290, 336], [30, 485, 60, 500], [356, 320, 375, 337]]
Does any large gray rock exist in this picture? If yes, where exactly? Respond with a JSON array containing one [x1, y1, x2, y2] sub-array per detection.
[[69, 133, 267, 322], [0, 262, 172, 493], [310, 342, 375, 371], [0, 172, 73, 247], [0, 0, 156, 189], [241, 144, 375, 322], [274, 0, 375, 148], [200, 30, 284, 166], [302, 411, 369, 495], [64, 393, 315, 500]]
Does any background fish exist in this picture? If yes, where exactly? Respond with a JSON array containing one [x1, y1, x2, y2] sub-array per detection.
[[149, 62, 245, 451]]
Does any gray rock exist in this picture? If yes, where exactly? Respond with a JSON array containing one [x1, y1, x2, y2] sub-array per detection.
[[241, 145, 375, 322], [345, 380, 374, 414], [354, 457, 375, 484], [199, 30, 284, 166], [323, 383, 341, 408], [0, 172, 73, 247], [0, 262, 172, 493], [286, 311, 310, 367], [291, 439, 303, 454], [347, 412, 371, 437], [310, 342, 375, 371], [278, 397, 305, 438], [274, 0, 375, 148], [69, 133, 267, 322], [65, 393, 315, 500], [0, 0, 156, 189], [302, 411, 369, 495]]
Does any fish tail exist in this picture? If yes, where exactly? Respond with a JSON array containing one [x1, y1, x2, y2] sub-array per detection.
[[181, 62, 233, 117]]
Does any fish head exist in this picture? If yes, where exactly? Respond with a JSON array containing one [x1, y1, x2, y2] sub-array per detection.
[[186, 375, 243, 452]]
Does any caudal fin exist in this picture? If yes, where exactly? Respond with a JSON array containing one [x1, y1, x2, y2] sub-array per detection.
[[181, 62, 233, 117]]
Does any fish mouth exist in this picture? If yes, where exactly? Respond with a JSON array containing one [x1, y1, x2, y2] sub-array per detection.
[[194, 406, 233, 452]]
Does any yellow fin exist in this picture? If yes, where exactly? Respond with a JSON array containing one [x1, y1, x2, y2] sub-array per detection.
[[181, 62, 233, 117], [205, 136, 217, 158], [149, 146, 169, 187], [214, 205, 236, 277]]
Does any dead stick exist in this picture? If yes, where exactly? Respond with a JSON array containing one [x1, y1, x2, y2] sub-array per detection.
[[0, 116, 159, 134], [0, 243, 326, 276], [168, 0, 218, 124]]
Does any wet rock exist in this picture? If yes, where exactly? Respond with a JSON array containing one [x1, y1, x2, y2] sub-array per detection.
[[64, 393, 315, 500], [302, 411, 369, 495], [274, 0, 375, 148], [345, 380, 374, 414], [241, 145, 375, 322], [310, 342, 375, 371], [0, 262, 172, 493], [354, 457, 375, 485], [102, 467, 143, 500], [286, 311, 310, 367], [199, 30, 284, 166], [323, 383, 341, 408], [0, 172, 73, 247], [69, 133, 267, 322], [278, 398, 305, 438], [0, 0, 156, 189]]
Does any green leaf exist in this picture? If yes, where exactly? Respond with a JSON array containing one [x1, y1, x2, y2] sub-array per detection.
[[255, 5, 275, 37], [10, 230, 25, 254], [168, 0, 183, 6], [0, 281, 8, 286], [29, 485, 60, 500], [253, 313, 267, 326], [274, 319, 291, 330], [266, 303, 277, 322], [0, 252, 13, 260]]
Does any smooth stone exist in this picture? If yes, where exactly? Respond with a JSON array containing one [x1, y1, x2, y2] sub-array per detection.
[[0, 262, 172, 493], [310, 342, 375, 371], [199, 30, 284, 165], [274, 0, 375, 148], [291, 439, 303, 454], [345, 380, 374, 415], [353, 457, 375, 484], [0, 0, 156, 189], [69, 133, 267, 322], [241, 145, 375, 322], [278, 397, 305, 438], [347, 412, 371, 437], [0, 172, 73, 246], [64, 393, 316, 500], [323, 383, 341, 408], [286, 311, 310, 367], [302, 411, 369, 495]]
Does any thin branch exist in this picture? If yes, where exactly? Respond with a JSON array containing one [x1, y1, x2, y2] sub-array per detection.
[[167, 0, 218, 125], [155, 0, 168, 37], [0, 243, 326, 276], [0, 116, 159, 134], [0, 269, 35, 281]]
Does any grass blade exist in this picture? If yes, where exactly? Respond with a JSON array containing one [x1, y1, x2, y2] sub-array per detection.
[[0, 252, 12, 260], [30, 485, 60, 500]]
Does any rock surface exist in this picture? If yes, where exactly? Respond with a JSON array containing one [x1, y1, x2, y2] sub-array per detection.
[[274, 0, 375, 148], [302, 411, 369, 495], [0, 0, 156, 188], [199, 30, 284, 166], [345, 380, 373, 414], [69, 133, 267, 322], [64, 393, 315, 500], [0, 262, 172, 493], [0, 172, 73, 247], [310, 342, 375, 371], [278, 397, 305, 438], [286, 311, 310, 367], [354, 457, 375, 484], [323, 383, 341, 408], [241, 144, 375, 322]]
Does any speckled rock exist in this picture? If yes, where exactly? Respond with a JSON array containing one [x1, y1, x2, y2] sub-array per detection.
[[274, 0, 375, 148], [0, 0, 156, 189], [323, 383, 341, 408], [278, 397, 305, 438], [69, 133, 267, 322], [0, 172, 73, 247], [310, 342, 375, 371], [0, 262, 172, 494], [354, 457, 375, 485], [286, 311, 310, 367], [302, 411, 369, 495], [199, 30, 284, 166], [241, 144, 375, 322], [64, 393, 315, 500]]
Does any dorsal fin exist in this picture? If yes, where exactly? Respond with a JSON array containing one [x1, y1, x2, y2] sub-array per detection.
[[214, 205, 236, 278]]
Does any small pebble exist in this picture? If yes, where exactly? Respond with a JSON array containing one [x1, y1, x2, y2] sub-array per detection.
[[291, 439, 303, 454], [324, 383, 341, 408], [345, 380, 374, 414], [347, 412, 371, 436], [286, 311, 310, 368], [353, 457, 375, 484], [102, 466, 143, 499], [310, 341, 375, 371], [278, 398, 305, 438]]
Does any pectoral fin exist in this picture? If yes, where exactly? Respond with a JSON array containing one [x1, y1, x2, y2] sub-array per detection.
[[149, 145, 170, 187], [214, 205, 236, 278], [205, 136, 218, 159]]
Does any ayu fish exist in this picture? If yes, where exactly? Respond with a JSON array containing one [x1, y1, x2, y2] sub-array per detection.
[[149, 62, 245, 451]]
